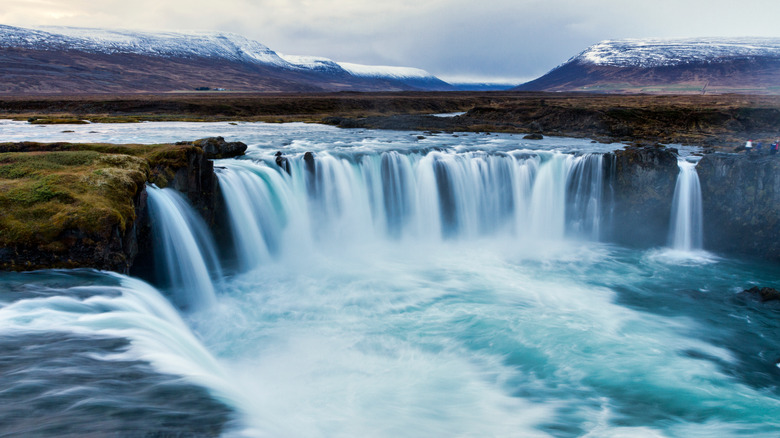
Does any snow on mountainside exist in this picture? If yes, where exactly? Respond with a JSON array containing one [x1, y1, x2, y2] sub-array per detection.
[[0, 24, 446, 88], [338, 62, 438, 80], [2, 25, 289, 66], [516, 37, 780, 94], [42, 26, 291, 66], [277, 54, 344, 72], [278, 54, 441, 81], [572, 38, 780, 68]]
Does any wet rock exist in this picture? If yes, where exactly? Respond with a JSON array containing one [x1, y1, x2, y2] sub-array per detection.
[[604, 145, 679, 247], [740, 286, 780, 302], [275, 151, 291, 175], [523, 133, 544, 140], [303, 152, 316, 175], [193, 136, 247, 159], [697, 153, 780, 261]]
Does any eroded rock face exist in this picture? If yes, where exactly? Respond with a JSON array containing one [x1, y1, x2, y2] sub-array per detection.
[[697, 153, 780, 261], [603, 146, 680, 247]]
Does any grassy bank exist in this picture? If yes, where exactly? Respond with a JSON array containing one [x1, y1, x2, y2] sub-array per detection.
[[0, 142, 198, 252]]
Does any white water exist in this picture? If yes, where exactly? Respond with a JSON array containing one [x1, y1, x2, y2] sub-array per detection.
[[146, 186, 220, 310], [668, 158, 704, 252], [216, 150, 606, 272]]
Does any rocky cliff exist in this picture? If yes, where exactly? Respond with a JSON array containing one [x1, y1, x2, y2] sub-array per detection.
[[603, 146, 680, 247], [697, 153, 780, 261]]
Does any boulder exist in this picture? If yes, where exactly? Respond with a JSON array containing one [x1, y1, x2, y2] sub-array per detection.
[[523, 133, 544, 140], [193, 137, 247, 159], [740, 286, 780, 302]]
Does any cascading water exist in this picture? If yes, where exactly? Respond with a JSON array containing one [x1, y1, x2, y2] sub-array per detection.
[[567, 154, 604, 240], [668, 158, 704, 252], [146, 185, 221, 310], [216, 150, 607, 269]]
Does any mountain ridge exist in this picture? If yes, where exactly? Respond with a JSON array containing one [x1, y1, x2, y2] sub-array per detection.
[[0, 24, 453, 93], [516, 37, 780, 94]]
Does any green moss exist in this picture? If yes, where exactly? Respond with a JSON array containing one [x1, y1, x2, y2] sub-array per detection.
[[0, 142, 193, 248]]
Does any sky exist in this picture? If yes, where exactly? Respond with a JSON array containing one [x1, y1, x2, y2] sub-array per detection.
[[3, 0, 780, 84]]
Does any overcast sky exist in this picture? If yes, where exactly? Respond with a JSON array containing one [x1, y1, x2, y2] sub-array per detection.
[[3, 0, 780, 84]]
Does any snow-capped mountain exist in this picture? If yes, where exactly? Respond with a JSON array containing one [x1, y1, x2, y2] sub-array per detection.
[[573, 38, 780, 68], [516, 38, 780, 94], [27, 25, 290, 66], [0, 24, 452, 93]]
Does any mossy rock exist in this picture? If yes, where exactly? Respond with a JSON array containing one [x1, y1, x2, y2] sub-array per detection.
[[0, 141, 202, 250]]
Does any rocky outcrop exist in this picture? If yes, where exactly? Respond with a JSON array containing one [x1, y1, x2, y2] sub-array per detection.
[[603, 146, 680, 247], [192, 137, 248, 160], [275, 151, 291, 175], [740, 286, 780, 302], [150, 137, 246, 226], [697, 153, 780, 261]]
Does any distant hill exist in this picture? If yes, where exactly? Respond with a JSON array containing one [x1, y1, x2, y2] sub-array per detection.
[[515, 38, 780, 94], [0, 25, 454, 93]]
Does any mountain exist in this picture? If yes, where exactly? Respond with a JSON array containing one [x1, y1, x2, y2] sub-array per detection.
[[515, 38, 780, 94], [0, 24, 453, 93]]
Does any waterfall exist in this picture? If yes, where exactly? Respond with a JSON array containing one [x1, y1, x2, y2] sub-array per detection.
[[146, 186, 221, 311], [668, 158, 704, 251], [216, 150, 609, 269], [567, 154, 605, 240]]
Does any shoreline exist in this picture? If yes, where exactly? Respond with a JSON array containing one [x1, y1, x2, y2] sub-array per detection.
[[2, 91, 779, 151]]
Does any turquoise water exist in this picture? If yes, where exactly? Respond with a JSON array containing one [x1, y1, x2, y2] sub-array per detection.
[[0, 121, 777, 437]]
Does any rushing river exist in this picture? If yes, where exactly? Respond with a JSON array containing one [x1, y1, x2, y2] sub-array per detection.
[[0, 121, 779, 437]]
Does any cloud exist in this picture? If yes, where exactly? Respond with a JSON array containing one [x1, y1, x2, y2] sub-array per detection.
[[2, 0, 780, 81]]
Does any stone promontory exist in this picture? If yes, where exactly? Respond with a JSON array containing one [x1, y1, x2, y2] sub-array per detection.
[[697, 153, 780, 260], [0, 137, 245, 272]]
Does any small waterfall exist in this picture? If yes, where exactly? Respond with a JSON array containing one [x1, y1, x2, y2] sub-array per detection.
[[146, 186, 220, 311], [668, 158, 704, 251]]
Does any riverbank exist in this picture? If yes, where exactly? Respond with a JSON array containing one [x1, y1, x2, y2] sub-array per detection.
[[2, 92, 779, 150]]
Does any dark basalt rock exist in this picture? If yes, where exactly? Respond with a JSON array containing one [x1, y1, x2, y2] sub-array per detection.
[[740, 286, 780, 302], [303, 152, 315, 175], [275, 151, 291, 175], [523, 133, 544, 140], [193, 136, 247, 159], [603, 145, 679, 247], [697, 153, 780, 261]]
